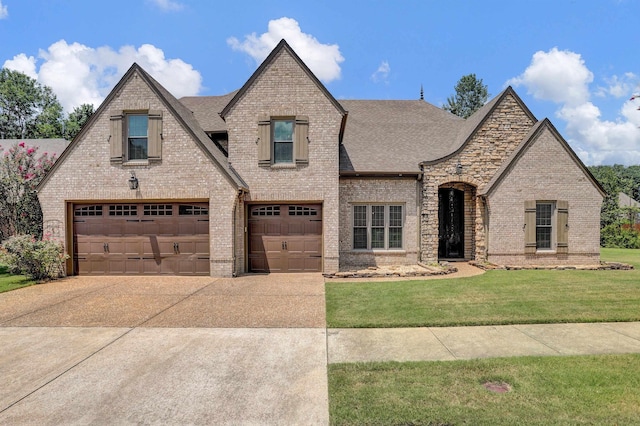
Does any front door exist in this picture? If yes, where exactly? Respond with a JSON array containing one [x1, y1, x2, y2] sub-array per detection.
[[438, 188, 465, 259]]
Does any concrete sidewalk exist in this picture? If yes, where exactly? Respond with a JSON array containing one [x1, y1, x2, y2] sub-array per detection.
[[0, 274, 329, 425], [328, 322, 640, 363]]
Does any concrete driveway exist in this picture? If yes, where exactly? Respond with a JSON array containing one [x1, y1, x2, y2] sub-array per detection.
[[0, 274, 328, 425]]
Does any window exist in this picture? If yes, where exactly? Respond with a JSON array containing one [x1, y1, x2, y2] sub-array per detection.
[[110, 111, 162, 163], [179, 205, 209, 216], [352, 205, 403, 250], [144, 204, 173, 216], [257, 115, 309, 166], [109, 205, 137, 216], [127, 114, 148, 161], [524, 200, 568, 254], [536, 202, 553, 249], [74, 205, 103, 216], [273, 120, 294, 163]]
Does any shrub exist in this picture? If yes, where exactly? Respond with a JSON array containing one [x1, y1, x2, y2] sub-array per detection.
[[0, 234, 68, 281], [601, 222, 640, 249]]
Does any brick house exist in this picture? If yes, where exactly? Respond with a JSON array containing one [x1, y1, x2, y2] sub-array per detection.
[[37, 40, 604, 277]]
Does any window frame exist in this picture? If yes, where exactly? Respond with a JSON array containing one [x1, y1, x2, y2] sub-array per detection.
[[271, 118, 295, 164], [125, 113, 149, 162], [535, 201, 557, 251], [352, 204, 404, 250]]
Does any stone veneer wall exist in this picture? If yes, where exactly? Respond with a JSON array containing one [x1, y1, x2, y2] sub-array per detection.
[[486, 127, 602, 265], [339, 177, 421, 269], [420, 93, 536, 263], [37, 71, 240, 277], [224, 48, 343, 273]]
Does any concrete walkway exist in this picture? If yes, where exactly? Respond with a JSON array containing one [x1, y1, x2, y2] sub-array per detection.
[[0, 274, 329, 425], [328, 322, 640, 363]]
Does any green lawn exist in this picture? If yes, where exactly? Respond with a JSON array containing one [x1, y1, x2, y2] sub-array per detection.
[[328, 249, 640, 424], [0, 264, 35, 293], [329, 354, 640, 425], [326, 248, 640, 328]]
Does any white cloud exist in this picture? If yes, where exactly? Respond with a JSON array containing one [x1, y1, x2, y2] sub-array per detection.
[[371, 61, 391, 84], [3, 40, 202, 112], [0, 0, 7, 19], [507, 47, 593, 106], [227, 17, 344, 83], [147, 0, 184, 12], [595, 73, 638, 98], [508, 47, 640, 166], [3, 53, 37, 78]]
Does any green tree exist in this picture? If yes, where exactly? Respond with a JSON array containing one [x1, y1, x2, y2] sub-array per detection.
[[443, 74, 489, 119], [63, 103, 94, 140], [0, 68, 64, 139]]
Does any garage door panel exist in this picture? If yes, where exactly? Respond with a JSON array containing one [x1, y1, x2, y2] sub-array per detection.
[[73, 203, 209, 276], [248, 204, 322, 273]]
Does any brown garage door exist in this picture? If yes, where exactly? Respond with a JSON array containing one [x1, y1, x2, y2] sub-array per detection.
[[73, 203, 209, 275], [248, 204, 322, 273]]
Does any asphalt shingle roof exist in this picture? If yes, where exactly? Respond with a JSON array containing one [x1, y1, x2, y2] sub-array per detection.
[[180, 92, 238, 133], [339, 99, 464, 173]]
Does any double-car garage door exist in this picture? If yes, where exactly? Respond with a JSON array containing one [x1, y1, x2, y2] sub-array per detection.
[[73, 203, 209, 275], [248, 204, 322, 273], [73, 202, 322, 275]]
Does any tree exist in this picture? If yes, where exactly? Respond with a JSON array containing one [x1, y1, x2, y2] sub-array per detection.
[[0, 141, 56, 240], [0, 68, 64, 139], [443, 74, 489, 119], [63, 103, 94, 140]]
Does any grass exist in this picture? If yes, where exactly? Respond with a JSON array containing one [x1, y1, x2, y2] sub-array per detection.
[[326, 248, 640, 328], [329, 354, 640, 425], [0, 264, 36, 293]]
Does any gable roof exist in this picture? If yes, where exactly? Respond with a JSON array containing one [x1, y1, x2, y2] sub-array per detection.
[[619, 192, 640, 208], [479, 118, 606, 197], [220, 39, 346, 119], [420, 86, 537, 165], [338, 86, 538, 174], [38, 63, 247, 191]]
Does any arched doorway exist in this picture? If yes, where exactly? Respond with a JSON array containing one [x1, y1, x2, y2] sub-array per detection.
[[438, 187, 465, 259]]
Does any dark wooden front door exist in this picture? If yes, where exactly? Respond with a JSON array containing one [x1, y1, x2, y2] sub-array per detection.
[[438, 188, 465, 259], [248, 204, 322, 273], [73, 203, 209, 275]]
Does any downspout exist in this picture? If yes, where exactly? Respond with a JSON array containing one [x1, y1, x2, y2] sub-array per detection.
[[232, 189, 245, 277], [417, 166, 424, 263], [481, 195, 489, 261]]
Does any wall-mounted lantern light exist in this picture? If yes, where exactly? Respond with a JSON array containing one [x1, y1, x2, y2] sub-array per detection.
[[128, 172, 139, 190], [455, 162, 463, 175]]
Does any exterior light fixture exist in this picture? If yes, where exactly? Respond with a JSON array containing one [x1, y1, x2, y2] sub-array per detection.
[[455, 162, 463, 175], [128, 172, 139, 190]]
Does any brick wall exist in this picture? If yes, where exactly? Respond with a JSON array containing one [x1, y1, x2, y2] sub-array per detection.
[[224, 48, 343, 273], [339, 177, 421, 269], [420, 92, 536, 263], [38, 70, 239, 277], [486, 126, 602, 265]]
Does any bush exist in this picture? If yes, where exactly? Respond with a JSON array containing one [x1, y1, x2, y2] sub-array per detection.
[[601, 222, 640, 249], [0, 234, 68, 281]]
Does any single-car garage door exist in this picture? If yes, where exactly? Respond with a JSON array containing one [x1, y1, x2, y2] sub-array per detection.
[[73, 203, 209, 275], [248, 204, 322, 273]]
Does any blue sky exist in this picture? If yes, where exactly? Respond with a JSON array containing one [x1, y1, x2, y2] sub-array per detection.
[[1, 0, 639, 165]]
